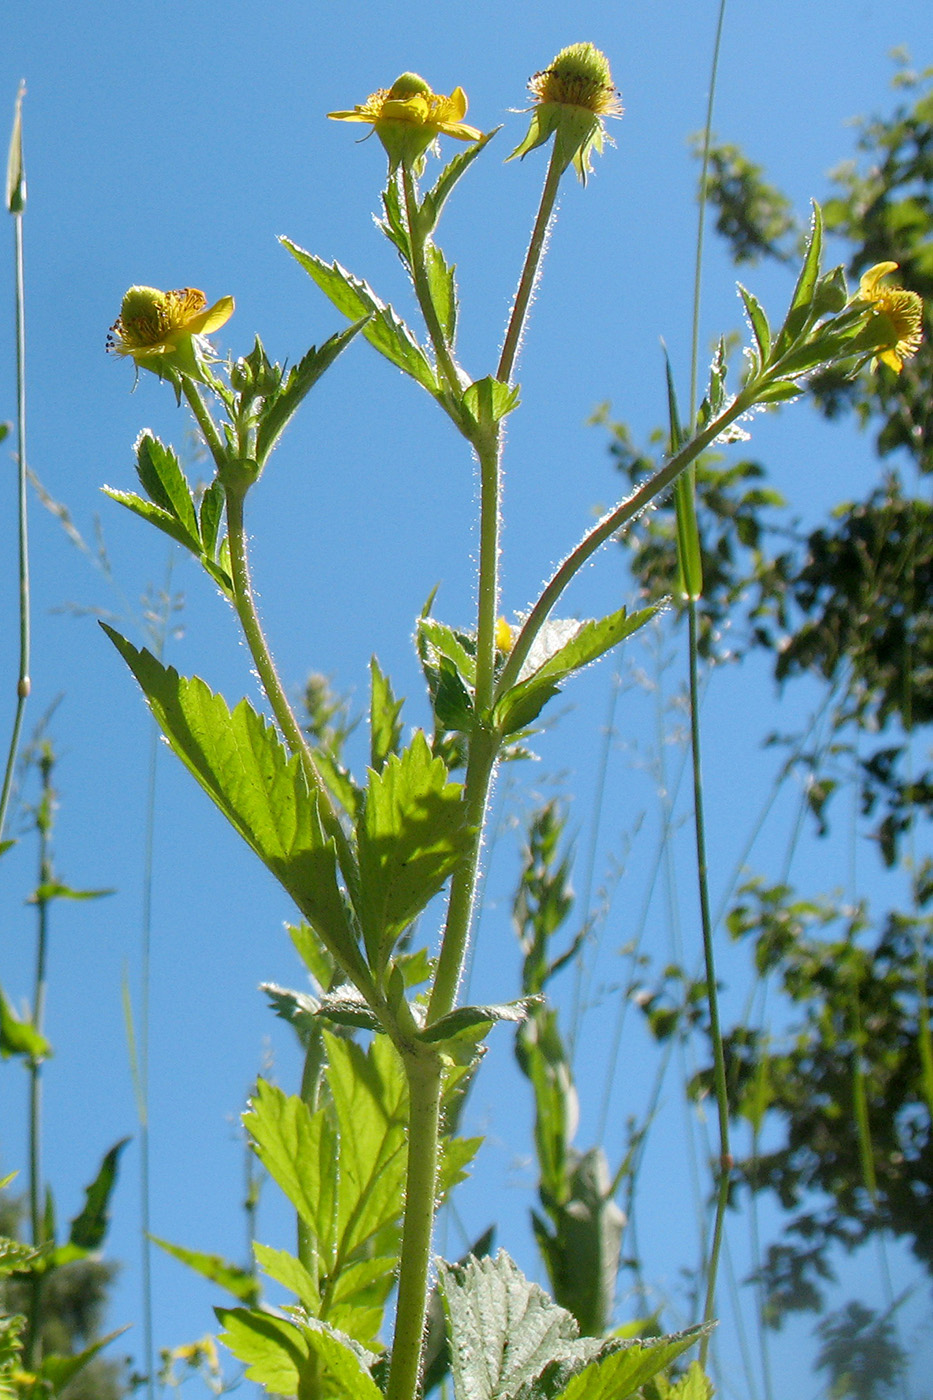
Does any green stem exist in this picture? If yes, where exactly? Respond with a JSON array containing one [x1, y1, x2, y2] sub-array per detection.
[[222, 481, 369, 996], [25, 748, 53, 1370], [181, 380, 227, 471], [495, 385, 757, 700], [428, 431, 501, 1024], [401, 167, 463, 397], [687, 601, 731, 1365], [0, 202, 30, 843], [497, 143, 563, 386], [385, 1050, 444, 1400]]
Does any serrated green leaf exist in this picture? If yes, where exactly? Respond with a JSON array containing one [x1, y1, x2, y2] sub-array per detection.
[[738, 283, 772, 364], [755, 379, 803, 404], [434, 658, 474, 731], [134, 432, 200, 543], [152, 1235, 261, 1304], [0, 984, 50, 1060], [102, 627, 362, 979], [494, 607, 660, 736], [356, 732, 469, 971], [243, 1080, 337, 1268], [68, 1138, 129, 1251], [217, 1306, 311, 1394], [324, 1032, 408, 1261], [377, 178, 411, 259], [553, 1326, 708, 1400], [281, 239, 440, 394], [292, 1315, 383, 1400], [419, 617, 477, 686], [422, 997, 539, 1044], [28, 880, 113, 904], [462, 376, 521, 429], [369, 657, 404, 774], [0, 1236, 41, 1278], [439, 1250, 603, 1400], [774, 201, 823, 356], [425, 242, 458, 345], [198, 477, 225, 556], [256, 319, 368, 466], [38, 1328, 130, 1392], [254, 1241, 320, 1310], [102, 488, 204, 554]]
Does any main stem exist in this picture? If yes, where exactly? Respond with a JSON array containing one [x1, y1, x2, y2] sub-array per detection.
[[428, 431, 501, 1024], [25, 752, 52, 1369], [385, 1050, 444, 1400]]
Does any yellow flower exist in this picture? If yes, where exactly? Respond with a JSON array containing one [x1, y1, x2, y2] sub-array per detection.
[[329, 72, 483, 172], [509, 42, 622, 183], [856, 261, 923, 372], [107, 287, 233, 380]]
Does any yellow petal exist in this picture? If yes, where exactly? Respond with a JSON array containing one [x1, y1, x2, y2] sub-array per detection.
[[859, 261, 899, 299], [190, 295, 235, 336]]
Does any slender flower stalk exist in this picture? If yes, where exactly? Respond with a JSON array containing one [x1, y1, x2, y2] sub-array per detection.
[[1, 83, 30, 845], [400, 166, 464, 395], [497, 143, 563, 386]]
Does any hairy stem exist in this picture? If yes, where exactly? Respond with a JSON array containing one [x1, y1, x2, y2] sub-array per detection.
[[495, 385, 757, 699], [24, 747, 53, 1369], [497, 143, 563, 386], [385, 1050, 444, 1400], [429, 432, 501, 1023], [401, 166, 463, 397]]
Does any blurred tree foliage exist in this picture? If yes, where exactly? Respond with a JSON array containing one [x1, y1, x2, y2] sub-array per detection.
[[608, 57, 933, 1377]]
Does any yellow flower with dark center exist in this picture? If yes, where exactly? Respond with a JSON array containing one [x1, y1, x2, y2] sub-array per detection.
[[329, 73, 483, 172], [856, 262, 923, 372], [509, 42, 622, 183], [107, 286, 234, 363]]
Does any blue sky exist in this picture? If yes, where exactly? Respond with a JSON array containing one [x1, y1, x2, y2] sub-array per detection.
[[3, 2, 933, 1396]]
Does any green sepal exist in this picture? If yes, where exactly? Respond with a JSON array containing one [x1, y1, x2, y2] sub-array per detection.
[[494, 605, 661, 735], [419, 128, 501, 237], [281, 239, 440, 395], [0, 983, 50, 1060], [355, 732, 470, 975], [102, 626, 365, 986], [461, 376, 521, 430], [369, 656, 404, 774], [255, 319, 369, 467], [420, 996, 541, 1045], [151, 1236, 261, 1304]]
